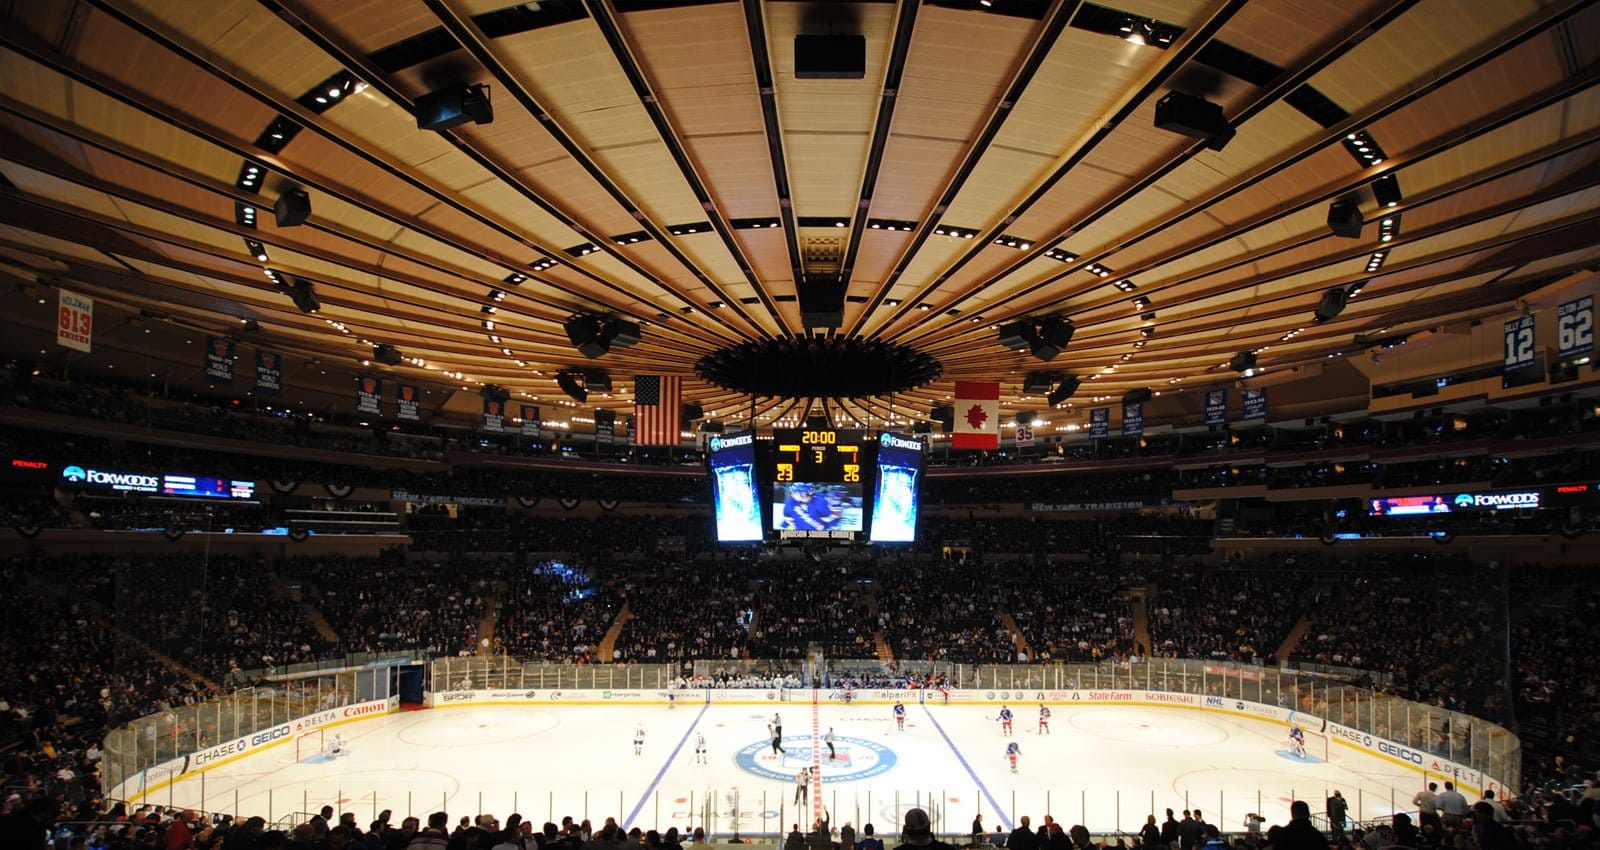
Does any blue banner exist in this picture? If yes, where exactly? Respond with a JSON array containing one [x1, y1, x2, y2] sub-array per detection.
[[1204, 389, 1227, 426], [1089, 407, 1110, 438], [396, 384, 420, 421], [1243, 387, 1267, 420], [204, 337, 235, 385], [1121, 402, 1144, 437], [1557, 296, 1593, 359], [254, 350, 281, 396], [356, 375, 382, 416]]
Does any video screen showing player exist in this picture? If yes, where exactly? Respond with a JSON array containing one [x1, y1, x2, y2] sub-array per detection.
[[869, 433, 923, 543], [772, 482, 864, 532], [708, 436, 763, 542]]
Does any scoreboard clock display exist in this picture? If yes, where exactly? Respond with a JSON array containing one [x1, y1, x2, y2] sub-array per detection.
[[771, 428, 867, 536]]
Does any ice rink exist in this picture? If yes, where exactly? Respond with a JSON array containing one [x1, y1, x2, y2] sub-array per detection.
[[137, 699, 1423, 836]]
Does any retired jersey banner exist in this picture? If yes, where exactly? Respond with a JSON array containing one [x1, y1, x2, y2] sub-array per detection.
[[396, 384, 420, 421], [254, 350, 282, 396], [203, 337, 236, 385], [1089, 407, 1110, 438], [1204, 389, 1227, 426], [594, 408, 616, 445], [1121, 402, 1144, 437], [1015, 423, 1034, 447], [1504, 314, 1536, 369], [1557, 295, 1593, 359], [57, 290, 93, 353], [520, 405, 540, 436], [482, 399, 505, 432], [356, 375, 382, 416], [1243, 387, 1268, 420]]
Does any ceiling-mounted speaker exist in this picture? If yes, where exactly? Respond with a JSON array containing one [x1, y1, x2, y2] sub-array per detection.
[[998, 322, 1035, 351], [930, 403, 955, 433], [1315, 287, 1349, 323], [794, 34, 866, 79], [1036, 317, 1075, 349], [798, 281, 847, 328], [680, 402, 703, 431], [372, 344, 402, 366], [556, 371, 587, 403], [583, 369, 612, 393], [1023, 372, 1058, 394], [699, 420, 724, 434], [1154, 92, 1232, 150], [415, 83, 493, 131], [1047, 375, 1081, 407], [912, 421, 932, 434], [274, 188, 310, 227], [480, 384, 510, 403], [1229, 351, 1258, 373], [1014, 410, 1034, 426], [564, 315, 608, 358], [1122, 387, 1152, 405], [603, 318, 641, 349], [1327, 195, 1363, 239]]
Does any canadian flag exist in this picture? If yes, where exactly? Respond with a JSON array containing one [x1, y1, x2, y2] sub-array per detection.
[[952, 381, 999, 449]]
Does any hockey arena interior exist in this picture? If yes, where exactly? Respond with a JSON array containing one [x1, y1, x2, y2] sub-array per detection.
[[0, 0, 1598, 849]]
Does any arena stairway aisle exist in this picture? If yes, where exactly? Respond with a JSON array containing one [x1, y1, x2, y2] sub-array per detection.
[[996, 608, 1034, 661], [477, 585, 505, 656], [1273, 615, 1313, 666], [595, 601, 632, 662], [1130, 586, 1153, 658], [860, 581, 893, 661]]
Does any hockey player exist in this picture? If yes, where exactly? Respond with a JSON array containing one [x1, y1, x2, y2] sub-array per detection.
[[893, 701, 906, 731], [634, 723, 647, 756], [1288, 725, 1306, 759], [843, 685, 854, 704], [770, 716, 786, 755], [794, 767, 810, 806], [1038, 704, 1051, 734], [326, 733, 346, 759], [825, 727, 837, 761], [998, 706, 1014, 736], [668, 693, 676, 710], [695, 733, 707, 765], [1005, 741, 1021, 773]]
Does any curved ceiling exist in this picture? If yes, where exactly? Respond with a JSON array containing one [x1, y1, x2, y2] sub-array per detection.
[[1, 0, 1597, 432]]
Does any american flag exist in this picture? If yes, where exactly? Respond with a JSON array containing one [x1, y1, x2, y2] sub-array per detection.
[[632, 375, 683, 446]]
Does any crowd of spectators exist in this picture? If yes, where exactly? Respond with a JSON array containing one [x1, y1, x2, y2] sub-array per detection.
[[1003, 564, 1140, 663], [492, 562, 618, 662], [301, 556, 485, 658], [1146, 565, 1305, 664], [876, 562, 1016, 664], [613, 564, 754, 662]]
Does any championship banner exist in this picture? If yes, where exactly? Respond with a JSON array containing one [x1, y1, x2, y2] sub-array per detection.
[[396, 384, 420, 422], [254, 350, 282, 396], [1557, 295, 1593, 359], [1122, 402, 1144, 437], [203, 337, 236, 385], [594, 409, 615, 445], [1089, 407, 1110, 438], [520, 405, 540, 437], [57, 290, 93, 353], [1204, 389, 1227, 426], [482, 399, 505, 432], [1243, 387, 1268, 420], [356, 375, 382, 416]]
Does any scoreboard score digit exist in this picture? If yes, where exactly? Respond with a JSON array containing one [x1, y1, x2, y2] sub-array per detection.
[[770, 428, 867, 537]]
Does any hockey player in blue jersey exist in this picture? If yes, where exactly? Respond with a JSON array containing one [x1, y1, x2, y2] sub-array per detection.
[[998, 706, 1013, 736], [1006, 741, 1021, 773], [1038, 704, 1051, 734], [893, 701, 906, 731], [1289, 725, 1306, 758]]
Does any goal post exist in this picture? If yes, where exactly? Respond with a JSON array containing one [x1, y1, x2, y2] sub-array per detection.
[[294, 728, 325, 762]]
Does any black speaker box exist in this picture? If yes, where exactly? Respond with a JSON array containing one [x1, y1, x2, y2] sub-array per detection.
[[415, 84, 493, 131], [1327, 196, 1363, 239], [998, 322, 1035, 351], [1122, 387, 1152, 405], [795, 35, 866, 79], [798, 281, 847, 328], [1154, 92, 1228, 144], [274, 188, 310, 227]]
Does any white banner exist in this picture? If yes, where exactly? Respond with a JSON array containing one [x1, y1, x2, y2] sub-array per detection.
[[57, 290, 93, 352]]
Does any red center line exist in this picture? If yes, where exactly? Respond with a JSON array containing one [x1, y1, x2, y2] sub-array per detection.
[[811, 688, 823, 818]]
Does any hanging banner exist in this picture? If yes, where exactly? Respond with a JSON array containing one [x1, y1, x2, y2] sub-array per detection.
[[57, 290, 93, 353], [356, 375, 382, 416], [1015, 423, 1034, 447], [521, 405, 541, 437], [1556, 295, 1593, 359], [594, 409, 615, 445], [1089, 407, 1110, 439], [1121, 402, 1144, 437], [482, 399, 505, 432], [1243, 387, 1268, 420], [1204, 389, 1227, 426], [254, 350, 282, 396], [396, 384, 420, 422], [203, 337, 236, 385], [1503, 314, 1536, 369]]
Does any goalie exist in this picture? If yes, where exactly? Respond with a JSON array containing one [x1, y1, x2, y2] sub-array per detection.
[[326, 733, 349, 759], [1287, 725, 1306, 759]]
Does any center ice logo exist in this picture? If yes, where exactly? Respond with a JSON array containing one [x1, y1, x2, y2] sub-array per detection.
[[734, 736, 896, 783]]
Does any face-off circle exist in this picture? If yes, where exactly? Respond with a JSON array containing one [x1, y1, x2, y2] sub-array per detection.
[[733, 736, 897, 783]]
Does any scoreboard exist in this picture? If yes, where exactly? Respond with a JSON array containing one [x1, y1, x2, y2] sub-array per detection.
[[771, 428, 867, 537]]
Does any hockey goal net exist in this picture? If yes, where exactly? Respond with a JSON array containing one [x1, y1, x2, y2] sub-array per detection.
[[295, 728, 325, 762]]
